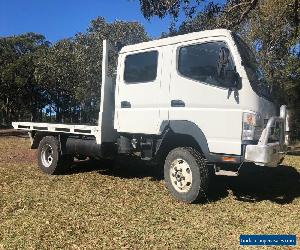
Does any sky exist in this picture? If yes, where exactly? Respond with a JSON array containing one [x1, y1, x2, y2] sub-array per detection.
[[0, 0, 182, 42]]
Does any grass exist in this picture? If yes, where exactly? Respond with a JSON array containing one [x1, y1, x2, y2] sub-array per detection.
[[0, 136, 299, 249]]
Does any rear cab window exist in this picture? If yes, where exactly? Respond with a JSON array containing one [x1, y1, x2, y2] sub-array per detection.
[[124, 51, 158, 84]]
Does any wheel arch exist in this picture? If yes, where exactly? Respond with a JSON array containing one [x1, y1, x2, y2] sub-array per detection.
[[30, 131, 61, 149], [155, 120, 212, 162], [31, 131, 48, 149]]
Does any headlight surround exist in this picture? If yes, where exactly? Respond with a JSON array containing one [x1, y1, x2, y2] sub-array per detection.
[[242, 112, 263, 141]]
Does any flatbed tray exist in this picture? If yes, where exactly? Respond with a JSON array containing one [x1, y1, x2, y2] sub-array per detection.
[[12, 122, 100, 137]]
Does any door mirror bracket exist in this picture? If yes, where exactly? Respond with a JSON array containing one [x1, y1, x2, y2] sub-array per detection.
[[225, 70, 242, 90]]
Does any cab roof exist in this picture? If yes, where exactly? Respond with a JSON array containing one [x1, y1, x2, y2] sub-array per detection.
[[120, 29, 232, 54]]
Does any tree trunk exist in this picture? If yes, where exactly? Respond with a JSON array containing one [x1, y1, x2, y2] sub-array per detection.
[[5, 97, 10, 125]]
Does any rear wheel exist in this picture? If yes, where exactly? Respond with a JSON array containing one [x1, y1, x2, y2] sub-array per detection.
[[164, 147, 209, 203], [37, 136, 73, 175]]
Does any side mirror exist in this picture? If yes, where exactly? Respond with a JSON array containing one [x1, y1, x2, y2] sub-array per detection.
[[225, 69, 242, 90]]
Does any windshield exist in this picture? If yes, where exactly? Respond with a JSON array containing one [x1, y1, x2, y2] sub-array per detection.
[[232, 33, 273, 101]]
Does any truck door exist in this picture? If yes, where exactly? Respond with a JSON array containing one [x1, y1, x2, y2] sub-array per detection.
[[115, 48, 166, 134], [169, 38, 243, 155]]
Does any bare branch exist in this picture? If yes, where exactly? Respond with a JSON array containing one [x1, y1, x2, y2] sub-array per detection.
[[225, 1, 251, 13], [228, 0, 259, 28]]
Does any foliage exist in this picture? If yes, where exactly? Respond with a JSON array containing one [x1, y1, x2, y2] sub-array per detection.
[[0, 33, 49, 124], [138, 0, 260, 26], [242, 0, 300, 138], [139, 0, 205, 20], [0, 18, 148, 125], [34, 39, 79, 122]]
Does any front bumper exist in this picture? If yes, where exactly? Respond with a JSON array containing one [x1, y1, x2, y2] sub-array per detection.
[[244, 105, 289, 167], [245, 142, 285, 167]]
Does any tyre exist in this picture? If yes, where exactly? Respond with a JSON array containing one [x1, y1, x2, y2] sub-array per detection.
[[164, 147, 209, 203], [37, 136, 73, 175]]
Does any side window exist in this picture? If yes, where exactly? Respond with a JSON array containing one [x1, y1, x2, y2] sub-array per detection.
[[178, 42, 235, 87], [124, 51, 158, 83]]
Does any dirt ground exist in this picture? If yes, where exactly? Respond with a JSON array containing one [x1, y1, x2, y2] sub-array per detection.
[[0, 131, 299, 249]]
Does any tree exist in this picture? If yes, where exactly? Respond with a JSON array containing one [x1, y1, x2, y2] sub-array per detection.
[[0, 33, 49, 124], [242, 0, 300, 138], [138, 0, 261, 27], [34, 38, 80, 122]]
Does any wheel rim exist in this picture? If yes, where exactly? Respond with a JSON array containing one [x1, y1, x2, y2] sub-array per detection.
[[41, 144, 54, 168], [170, 158, 192, 193]]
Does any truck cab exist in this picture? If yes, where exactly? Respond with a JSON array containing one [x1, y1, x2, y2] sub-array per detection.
[[13, 29, 290, 203], [115, 29, 288, 166]]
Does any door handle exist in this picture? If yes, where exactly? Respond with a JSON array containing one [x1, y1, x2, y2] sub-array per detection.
[[121, 101, 131, 108], [171, 100, 185, 107]]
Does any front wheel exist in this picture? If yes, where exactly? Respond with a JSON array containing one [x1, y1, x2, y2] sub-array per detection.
[[164, 147, 209, 203]]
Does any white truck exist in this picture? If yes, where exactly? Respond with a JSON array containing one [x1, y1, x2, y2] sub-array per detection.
[[13, 29, 290, 203]]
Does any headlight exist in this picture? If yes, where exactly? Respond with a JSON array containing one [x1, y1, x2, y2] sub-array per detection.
[[242, 112, 263, 141]]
